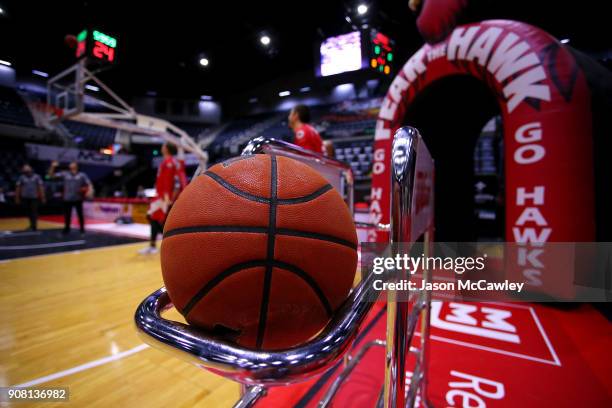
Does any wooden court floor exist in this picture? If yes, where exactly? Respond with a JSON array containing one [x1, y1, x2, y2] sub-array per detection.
[[0, 218, 239, 407]]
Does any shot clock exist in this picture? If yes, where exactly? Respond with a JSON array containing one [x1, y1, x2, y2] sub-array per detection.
[[75, 29, 118, 64]]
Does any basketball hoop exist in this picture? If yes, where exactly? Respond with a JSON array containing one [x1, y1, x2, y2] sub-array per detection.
[[45, 60, 208, 168]]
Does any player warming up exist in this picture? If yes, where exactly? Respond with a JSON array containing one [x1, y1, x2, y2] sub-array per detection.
[[139, 143, 186, 254], [288, 104, 324, 154]]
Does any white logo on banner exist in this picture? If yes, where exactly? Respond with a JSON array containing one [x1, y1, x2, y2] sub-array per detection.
[[431, 302, 520, 344]]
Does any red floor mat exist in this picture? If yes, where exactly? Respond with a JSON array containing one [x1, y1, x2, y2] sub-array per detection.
[[258, 302, 612, 407]]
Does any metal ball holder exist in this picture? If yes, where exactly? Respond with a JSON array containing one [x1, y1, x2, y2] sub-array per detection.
[[135, 128, 434, 408]]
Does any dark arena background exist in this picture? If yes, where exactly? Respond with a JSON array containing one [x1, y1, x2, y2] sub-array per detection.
[[0, 0, 611, 407]]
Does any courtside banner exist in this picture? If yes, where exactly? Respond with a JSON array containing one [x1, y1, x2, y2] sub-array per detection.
[[25, 143, 136, 167], [360, 242, 611, 302], [370, 20, 595, 245], [83, 201, 132, 222]]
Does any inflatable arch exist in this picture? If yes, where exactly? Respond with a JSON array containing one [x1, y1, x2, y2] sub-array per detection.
[[369, 20, 596, 246]]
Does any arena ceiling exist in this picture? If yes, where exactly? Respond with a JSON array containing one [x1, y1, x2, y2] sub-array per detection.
[[0, 0, 609, 101]]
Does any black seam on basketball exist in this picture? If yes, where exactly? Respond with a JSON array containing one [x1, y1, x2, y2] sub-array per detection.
[[256, 155, 277, 349], [277, 184, 334, 205], [204, 171, 334, 206], [181, 259, 334, 326], [204, 171, 270, 204], [163, 225, 268, 238], [272, 261, 333, 316], [163, 226, 357, 250], [181, 260, 268, 316], [275, 228, 357, 250]]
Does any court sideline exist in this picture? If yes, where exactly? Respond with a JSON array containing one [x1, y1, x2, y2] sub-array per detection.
[[0, 218, 239, 407]]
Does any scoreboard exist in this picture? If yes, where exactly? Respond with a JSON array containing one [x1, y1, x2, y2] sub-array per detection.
[[316, 28, 395, 77], [75, 29, 118, 64]]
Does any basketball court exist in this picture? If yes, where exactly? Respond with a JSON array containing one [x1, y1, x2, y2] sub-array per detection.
[[0, 217, 240, 407], [2, 214, 611, 407]]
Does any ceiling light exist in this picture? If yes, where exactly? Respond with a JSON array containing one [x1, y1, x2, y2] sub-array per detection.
[[560, 38, 570, 44], [199, 58, 209, 66], [32, 69, 48, 78], [300, 86, 311, 92], [200, 95, 213, 101], [279, 91, 291, 97], [85, 84, 100, 92], [260, 35, 271, 46], [357, 4, 368, 15], [0, 59, 12, 67]]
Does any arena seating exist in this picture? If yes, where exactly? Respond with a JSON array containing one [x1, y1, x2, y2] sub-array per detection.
[[0, 86, 36, 128], [1, 85, 380, 197], [3, 85, 379, 189], [208, 118, 258, 160], [320, 116, 376, 139], [333, 139, 374, 180], [173, 122, 211, 139], [62, 120, 117, 150], [208, 114, 288, 162], [4, 84, 382, 168], [317, 98, 380, 139], [0, 148, 27, 192], [206, 98, 380, 166], [259, 119, 291, 140], [62, 119, 209, 150]]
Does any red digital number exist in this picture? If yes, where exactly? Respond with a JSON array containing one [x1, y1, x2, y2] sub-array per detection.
[[76, 41, 86, 58], [92, 41, 115, 62]]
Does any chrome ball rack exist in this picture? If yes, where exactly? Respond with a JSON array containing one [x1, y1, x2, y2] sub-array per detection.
[[135, 127, 435, 408]]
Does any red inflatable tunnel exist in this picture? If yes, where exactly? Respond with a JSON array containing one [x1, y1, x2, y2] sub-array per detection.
[[369, 20, 597, 298], [370, 20, 595, 243]]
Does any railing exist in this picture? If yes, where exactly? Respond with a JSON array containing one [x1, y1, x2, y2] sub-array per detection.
[[135, 127, 434, 408], [385, 127, 435, 408]]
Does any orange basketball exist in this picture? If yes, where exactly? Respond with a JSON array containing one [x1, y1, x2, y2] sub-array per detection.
[[161, 154, 357, 350]]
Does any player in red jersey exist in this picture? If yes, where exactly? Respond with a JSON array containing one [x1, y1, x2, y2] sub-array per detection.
[[139, 142, 186, 254], [288, 104, 324, 154]]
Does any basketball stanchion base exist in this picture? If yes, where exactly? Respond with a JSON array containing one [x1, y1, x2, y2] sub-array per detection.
[[135, 128, 434, 408]]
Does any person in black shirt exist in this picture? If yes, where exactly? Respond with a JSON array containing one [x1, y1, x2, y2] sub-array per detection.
[[15, 164, 46, 231], [48, 161, 93, 235]]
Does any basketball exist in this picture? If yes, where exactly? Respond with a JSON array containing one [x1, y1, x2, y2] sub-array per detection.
[[160, 154, 358, 350]]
